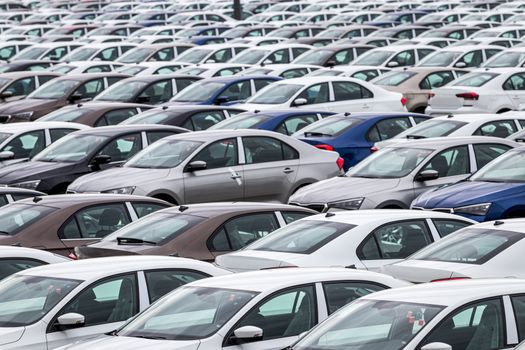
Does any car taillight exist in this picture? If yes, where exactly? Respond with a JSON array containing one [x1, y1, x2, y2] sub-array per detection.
[[68, 252, 78, 260], [431, 277, 470, 283], [401, 96, 407, 106], [428, 92, 435, 99], [336, 157, 344, 170], [456, 92, 479, 100], [370, 146, 378, 152], [315, 144, 334, 151]]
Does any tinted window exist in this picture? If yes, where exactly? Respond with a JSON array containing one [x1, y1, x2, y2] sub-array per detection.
[[391, 50, 415, 66], [75, 78, 105, 99], [187, 111, 225, 131], [4, 77, 35, 96], [433, 219, 472, 238], [333, 81, 373, 101], [138, 80, 172, 104], [49, 128, 76, 143], [419, 71, 455, 90], [145, 270, 208, 303], [473, 143, 511, 169], [243, 136, 299, 164], [473, 120, 517, 137], [276, 115, 318, 135], [131, 202, 167, 218], [367, 118, 411, 142], [254, 79, 274, 91], [191, 138, 237, 170], [296, 83, 330, 105], [281, 211, 311, 224], [97, 133, 142, 162], [422, 146, 470, 177], [511, 295, 525, 341], [0, 259, 45, 280], [146, 131, 176, 145], [2, 130, 45, 159], [503, 74, 525, 90], [96, 108, 139, 126], [323, 282, 386, 315]]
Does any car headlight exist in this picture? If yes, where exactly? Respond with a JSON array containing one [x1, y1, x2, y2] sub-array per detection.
[[102, 186, 135, 195], [11, 180, 40, 190], [328, 197, 364, 210], [11, 111, 33, 120], [454, 203, 491, 216]]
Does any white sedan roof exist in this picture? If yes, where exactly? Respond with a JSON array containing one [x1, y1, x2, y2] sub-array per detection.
[[1, 121, 90, 132], [0, 246, 69, 264]]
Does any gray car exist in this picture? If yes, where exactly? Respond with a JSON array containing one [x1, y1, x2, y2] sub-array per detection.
[[289, 136, 518, 211], [67, 129, 343, 204]]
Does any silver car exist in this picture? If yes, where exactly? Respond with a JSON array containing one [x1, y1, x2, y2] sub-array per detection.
[[289, 136, 518, 211], [67, 130, 343, 204]]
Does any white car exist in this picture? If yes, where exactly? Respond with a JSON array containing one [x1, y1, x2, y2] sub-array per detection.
[[215, 210, 475, 272], [0, 246, 69, 280], [289, 279, 525, 350], [417, 45, 503, 69], [483, 47, 525, 68], [376, 113, 525, 149], [177, 63, 251, 78], [59, 43, 137, 62], [55, 268, 410, 350], [307, 65, 390, 81], [117, 61, 190, 76], [237, 76, 406, 113], [172, 44, 251, 65], [350, 45, 437, 68], [426, 68, 525, 115], [0, 256, 229, 350], [239, 64, 319, 79], [10, 42, 82, 61], [229, 44, 313, 65], [47, 61, 124, 75], [383, 218, 525, 282]]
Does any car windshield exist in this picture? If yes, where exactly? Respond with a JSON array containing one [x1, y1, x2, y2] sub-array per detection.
[[349, 147, 433, 178], [103, 212, 206, 244], [295, 117, 358, 137], [293, 299, 443, 350], [353, 50, 393, 66], [13, 47, 47, 60], [94, 80, 148, 102], [0, 275, 80, 327], [175, 48, 212, 64], [62, 47, 97, 62], [118, 47, 155, 63], [395, 119, 467, 139], [171, 81, 225, 103], [484, 52, 525, 68], [28, 79, 79, 99], [34, 134, 108, 162], [419, 51, 461, 67], [248, 83, 303, 104], [38, 108, 92, 122], [0, 203, 56, 236], [117, 286, 258, 340], [452, 73, 499, 87], [374, 71, 417, 86], [248, 220, 355, 254], [125, 139, 202, 169], [470, 150, 525, 182], [412, 228, 524, 265], [230, 49, 270, 64], [293, 50, 333, 65], [210, 114, 269, 130]]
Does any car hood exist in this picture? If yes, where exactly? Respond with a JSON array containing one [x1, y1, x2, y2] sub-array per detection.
[[414, 181, 525, 208], [0, 161, 74, 184], [76, 242, 149, 258], [0, 327, 25, 346], [216, 250, 311, 272], [0, 98, 55, 114], [69, 167, 171, 192], [290, 176, 401, 204], [58, 335, 201, 350]]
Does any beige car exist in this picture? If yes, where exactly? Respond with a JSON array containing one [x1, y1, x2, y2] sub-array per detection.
[[373, 67, 467, 113]]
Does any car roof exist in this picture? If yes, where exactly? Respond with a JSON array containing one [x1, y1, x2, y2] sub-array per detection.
[[388, 136, 517, 149], [164, 202, 316, 216], [466, 218, 525, 233], [15, 193, 168, 207], [1, 121, 88, 132], [434, 113, 525, 122], [73, 124, 184, 136]]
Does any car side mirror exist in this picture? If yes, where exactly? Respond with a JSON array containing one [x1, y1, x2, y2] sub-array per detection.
[[136, 95, 151, 104], [90, 155, 112, 168], [68, 92, 83, 102], [0, 90, 13, 98], [415, 169, 439, 182], [186, 160, 207, 172], [215, 96, 230, 105], [292, 97, 307, 107], [0, 150, 14, 160], [56, 313, 85, 331], [325, 59, 336, 67], [454, 62, 467, 68], [421, 343, 452, 350], [387, 61, 399, 68], [231, 326, 263, 344]]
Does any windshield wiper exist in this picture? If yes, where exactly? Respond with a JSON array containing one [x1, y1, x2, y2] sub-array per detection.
[[303, 131, 333, 137], [117, 237, 157, 245], [406, 134, 426, 139], [133, 335, 168, 340]]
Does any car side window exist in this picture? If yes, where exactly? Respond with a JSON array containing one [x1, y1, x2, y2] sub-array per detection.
[[228, 285, 317, 344], [432, 219, 472, 238], [191, 138, 237, 170], [0, 195, 8, 206], [5, 77, 35, 96], [333, 81, 373, 101], [131, 202, 168, 218], [95, 47, 118, 61], [292, 47, 309, 58], [138, 80, 173, 104], [0, 46, 15, 60], [323, 282, 386, 315], [208, 48, 232, 63], [253, 79, 274, 91], [96, 108, 140, 126], [2, 130, 46, 159], [185, 111, 226, 131], [418, 48, 435, 59], [281, 211, 311, 224], [458, 50, 483, 67], [43, 47, 68, 60], [146, 131, 176, 145], [266, 48, 290, 64], [473, 121, 517, 137], [55, 274, 138, 328], [145, 270, 209, 303], [217, 81, 252, 102], [74, 78, 105, 99], [367, 118, 412, 142], [296, 83, 330, 105], [358, 220, 432, 260], [422, 146, 470, 177], [0, 258, 44, 280], [59, 203, 131, 239], [419, 71, 455, 90], [511, 295, 525, 341], [175, 78, 195, 92], [420, 298, 504, 350], [85, 65, 111, 73], [209, 213, 279, 252], [473, 144, 511, 169], [216, 68, 241, 77], [243, 136, 299, 164], [390, 50, 415, 66], [281, 68, 309, 79], [503, 74, 525, 90], [49, 128, 76, 143], [97, 133, 142, 162], [352, 70, 379, 81], [151, 48, 174, 61], [275, 114, 318, 135]]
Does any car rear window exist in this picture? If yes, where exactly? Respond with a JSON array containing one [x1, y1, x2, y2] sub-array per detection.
[[374, 71, 417, 86], [412, 228, 524, 265], [452, 72, 499, 87]]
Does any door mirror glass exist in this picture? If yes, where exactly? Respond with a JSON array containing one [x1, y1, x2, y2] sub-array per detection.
[[0, 151, 14, 160], [0, 91, 13, 98], [293, 98, 308, 106], [186, 160, 207, 171], [91, 154, 111, 166], [454, 62, 467, 68], [387, 61, 399, 68], [232, 326, 263, 343], [415, 169, 439, 181], [56, 312, 85, 330], [421, 343, 452, 350]]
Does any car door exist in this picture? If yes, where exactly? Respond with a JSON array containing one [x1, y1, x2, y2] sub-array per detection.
[[46, 273, 140, 349], [241, 136, 299, 202], [358, 219, 434, 271], [329, 80, 374, 112], [502, 73, 525, 110], [0, 130, 46, 166], [293, 83, 331, 111], [1, 77, 36, 101], [136, 79, 173, 104], [72, 78, 105, 101], [183, 138, 244, 203], [223, 285, 318, 350], [93, 132, 143, 169]]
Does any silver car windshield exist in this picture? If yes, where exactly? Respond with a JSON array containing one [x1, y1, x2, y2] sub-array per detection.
[[117, 286, 258, 340], [293, 299, 443, 350], [0, 275, 80, 327], [125, 139, 202, 169], [349, 147, 432, 178], [248, 83, 303, 104], [470, 150, 525, 182], [34, 134, 108, 162]]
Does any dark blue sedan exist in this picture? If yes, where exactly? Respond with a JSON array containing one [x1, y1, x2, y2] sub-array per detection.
[[169, 75, 281, 105], [293, 112, 431, 170]]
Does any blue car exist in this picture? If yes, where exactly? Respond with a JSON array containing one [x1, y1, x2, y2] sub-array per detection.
[[294, 112, 431, 170], [210, 109, 335, 135], [412, 146, 524, 222], [169, 75, 281, 105]]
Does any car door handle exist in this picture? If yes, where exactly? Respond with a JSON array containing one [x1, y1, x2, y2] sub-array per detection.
[[362, 104, 371, 109], [283, 168, 294, 174], [230, 174, 242, 179]]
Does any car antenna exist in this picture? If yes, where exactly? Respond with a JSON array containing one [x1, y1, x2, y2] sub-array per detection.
[[77, 103, 83, 107], [33, 196, 42, 203], [325, 212, 335, 218], [344, 112, 351, 116], [447, 114, 454, 118], [494, 220, 504, 226], [179, 205, 189, 212]]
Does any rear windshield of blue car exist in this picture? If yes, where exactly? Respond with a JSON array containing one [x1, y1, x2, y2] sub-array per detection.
[[294, 117, 362, 137]]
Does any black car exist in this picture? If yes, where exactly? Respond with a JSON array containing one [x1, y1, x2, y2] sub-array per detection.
[[0, 125, 188, 193], [121, 105, 245, 130]]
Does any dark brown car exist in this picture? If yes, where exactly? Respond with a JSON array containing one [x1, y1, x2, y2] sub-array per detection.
[[0, 194, 171, 256], [0, 71, 62, 102], [75, 202, 316, 261], [38, 102, 154, 126], [0, 72, 130, 123]]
